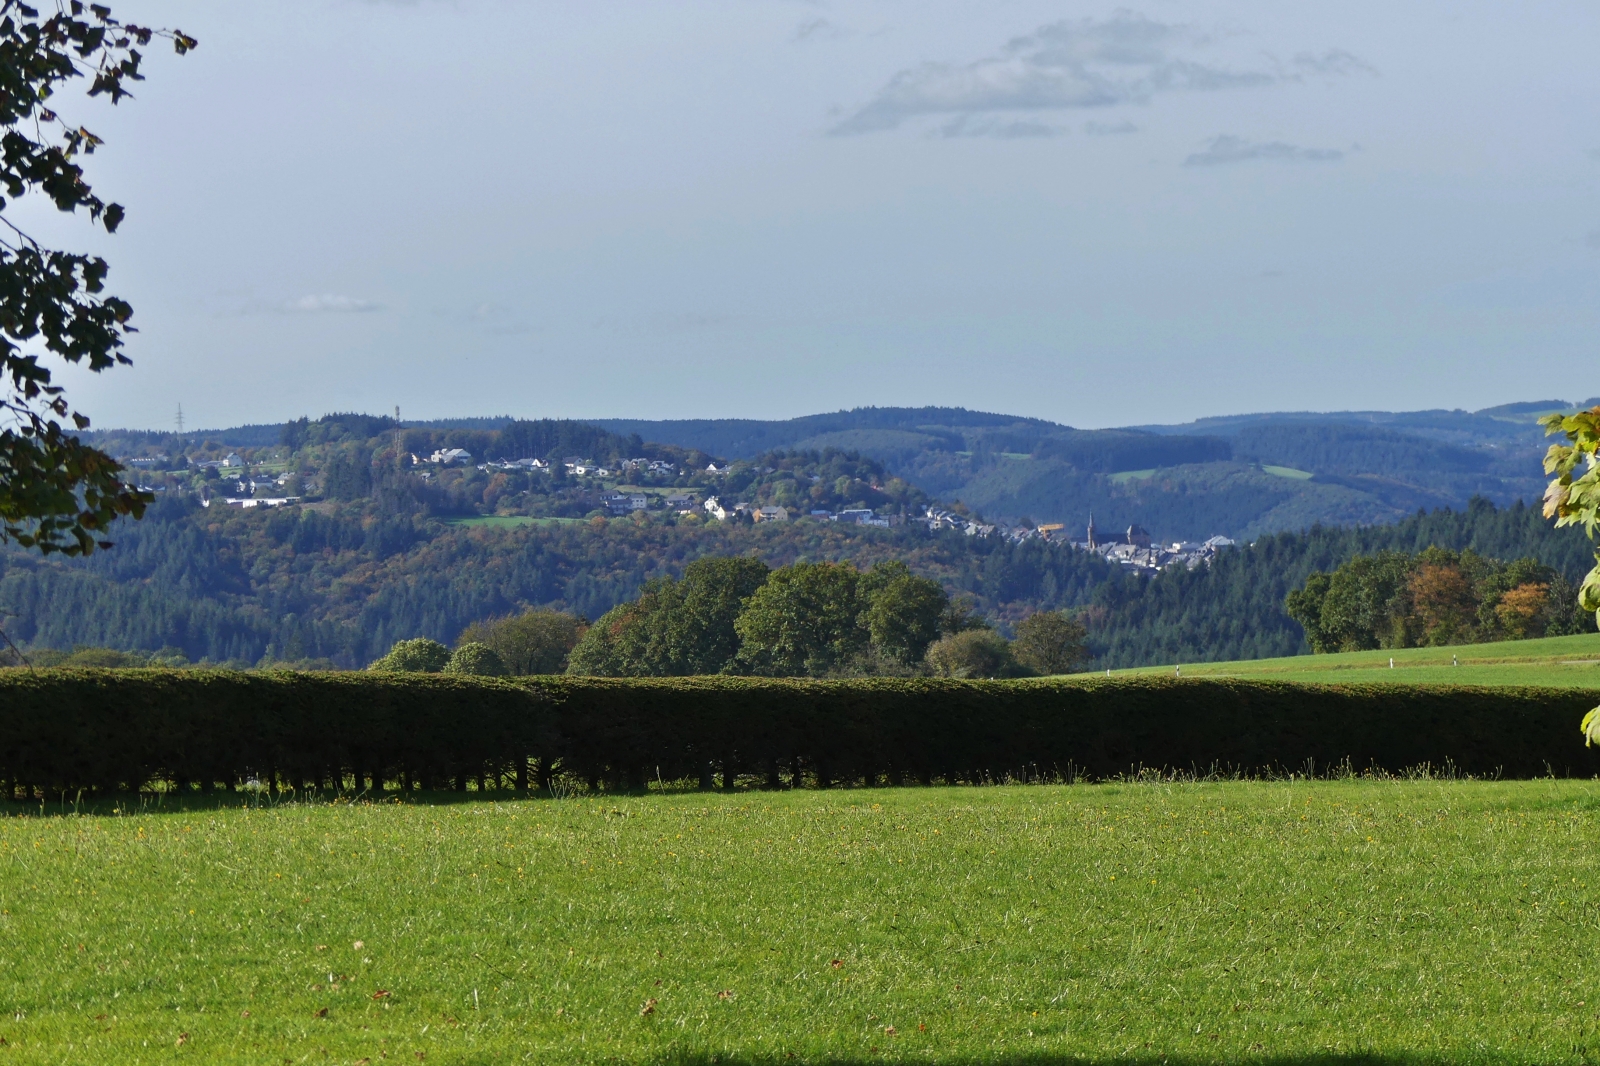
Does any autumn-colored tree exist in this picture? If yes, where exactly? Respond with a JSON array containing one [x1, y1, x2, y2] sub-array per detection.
[[1494, 582, 1550, 641], [1407, 562, 1477, 644]]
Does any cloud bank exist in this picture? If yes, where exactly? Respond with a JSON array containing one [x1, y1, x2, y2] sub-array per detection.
[[830, 11, 1360, 137]]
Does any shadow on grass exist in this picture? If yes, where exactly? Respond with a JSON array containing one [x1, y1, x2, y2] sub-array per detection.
[[0, 789, 581, 817], [0, 783, 904, 817], [504, 1053, 1506, 1066]]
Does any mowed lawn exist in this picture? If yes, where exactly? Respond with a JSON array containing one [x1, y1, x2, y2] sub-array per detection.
[[1112, 631, 1600, 688], [4, 782, 1600, 1064]]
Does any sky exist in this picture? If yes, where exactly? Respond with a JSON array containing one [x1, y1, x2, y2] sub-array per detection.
[[23, 0, 1600, 431]]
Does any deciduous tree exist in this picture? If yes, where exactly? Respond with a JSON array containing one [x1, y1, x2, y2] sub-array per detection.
[[0, 3, 193, 555], [1011, 610, 1088, 675], [925, 629, 1018, 679], [458, 609, 585, 675], [735, 561, 863, 676], [1540, 406, 1600, 743], [368, 638, 450, 673]]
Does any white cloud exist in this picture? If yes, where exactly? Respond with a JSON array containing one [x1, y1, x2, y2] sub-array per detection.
[[284, 294, 382, 313], [829, 11, 1353, 137], [1184, 135, 1345, 166]]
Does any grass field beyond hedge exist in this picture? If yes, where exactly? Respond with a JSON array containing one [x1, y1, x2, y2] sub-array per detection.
[[3, 782, 1600, 1065], [1112, 631, 1600, 688]]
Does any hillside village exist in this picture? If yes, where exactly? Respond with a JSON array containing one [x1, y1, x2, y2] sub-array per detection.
[[116, 428, 1235, 573]]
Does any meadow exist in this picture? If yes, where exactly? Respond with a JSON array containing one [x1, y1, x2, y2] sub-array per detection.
[[1113, 631, 1600, 688], [3, 781, 1600, 1064]]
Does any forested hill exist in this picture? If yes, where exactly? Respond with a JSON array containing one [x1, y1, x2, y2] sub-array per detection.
[[85, 398, 1589, 542], [1085, 498, 1594, 668], [0, 499, 1113, 668], [596, 401, 1577, 539], [0, 494, 1587, 670]]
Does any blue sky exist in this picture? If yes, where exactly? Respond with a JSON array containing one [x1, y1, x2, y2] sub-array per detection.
[[31, 0, 1600, 430]]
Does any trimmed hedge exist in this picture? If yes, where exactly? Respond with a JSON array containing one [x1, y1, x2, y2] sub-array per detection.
[[2, 670, 1599, 796]]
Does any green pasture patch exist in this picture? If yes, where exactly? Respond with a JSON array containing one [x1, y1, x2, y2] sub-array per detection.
[[1114, 631, 1600, 688], [1262, 464, 1314, 480], [3, 781, 1600, 1064], [1109, 467, 1158, 483]]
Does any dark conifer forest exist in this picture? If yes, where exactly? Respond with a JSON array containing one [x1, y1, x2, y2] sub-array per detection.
[[1, 491, 1586, 670]]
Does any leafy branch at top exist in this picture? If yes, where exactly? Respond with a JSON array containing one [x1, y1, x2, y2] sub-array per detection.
[[0, 1, 193, 555], [1538, 405, 1600, 744]]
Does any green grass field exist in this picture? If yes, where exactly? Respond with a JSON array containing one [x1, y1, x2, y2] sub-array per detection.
[[5, 781, 1600, 1064], [1112, 631, 1600, 688]]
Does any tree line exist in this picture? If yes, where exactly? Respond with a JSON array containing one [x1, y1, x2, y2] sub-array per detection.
[[1, 494, 1590, 671], [1285, 547, 1586, 652], [362, 557, 1089, 679]]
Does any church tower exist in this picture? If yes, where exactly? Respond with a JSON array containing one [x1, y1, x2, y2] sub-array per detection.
[[1086, 513, 1097, 550]]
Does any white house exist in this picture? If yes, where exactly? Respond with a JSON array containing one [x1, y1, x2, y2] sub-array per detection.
[[430, 448, 473, 465], [703, 496, 729, 521]]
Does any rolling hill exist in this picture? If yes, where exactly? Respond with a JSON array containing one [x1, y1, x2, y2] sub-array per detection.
[[594, 400, 1590, 540], [91, 398, 1591, 543]]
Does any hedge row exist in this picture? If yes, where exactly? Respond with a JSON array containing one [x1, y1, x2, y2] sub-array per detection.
[[2, 670, 1599, 796]]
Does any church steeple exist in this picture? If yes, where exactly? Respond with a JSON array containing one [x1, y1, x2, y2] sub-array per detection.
[[1086, 512, 1097, 550]]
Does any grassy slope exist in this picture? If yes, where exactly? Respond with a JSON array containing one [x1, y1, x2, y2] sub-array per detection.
[[4, 782, 1600, 1064], [1111, 631, 1600, 688]]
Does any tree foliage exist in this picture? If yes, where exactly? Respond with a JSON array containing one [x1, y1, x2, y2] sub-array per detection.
[[568, 557, 976, 678], [567, 557, 771, 677], [1285, 547, 1579, 653], [734, 562, 866, 676], [457, 609, 585, 676], [1011, 610, 1089, 675], [368, 637, 450, 673], [443, 641, 506, 677], [0, 3, 192, 555], [925, 629, 1024, 679], [1539, 406, 1600, 745]]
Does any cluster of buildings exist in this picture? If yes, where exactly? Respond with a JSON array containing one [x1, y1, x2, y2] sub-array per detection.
[[471, 454, 680, 479], [1069, 515, 1235, 572], [605, 491, 698, 516], [698, 498, 912, 526], [129, 448, 1240, 569], [702, 497, 789, 522], [919, 508, 997, 537], [911, 509, 1237, 572]]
